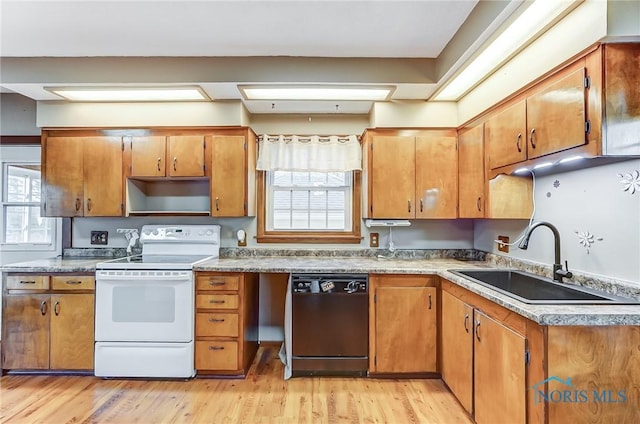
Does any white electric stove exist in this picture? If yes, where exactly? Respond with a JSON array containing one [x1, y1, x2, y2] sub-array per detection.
[[94, 224, 220, 379]]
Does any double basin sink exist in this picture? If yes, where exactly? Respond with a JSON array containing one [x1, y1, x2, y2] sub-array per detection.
[[449, 269, 639, 305]]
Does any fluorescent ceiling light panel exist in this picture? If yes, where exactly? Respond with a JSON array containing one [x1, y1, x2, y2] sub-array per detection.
[[433, 0, 579, 101], [46, 86, 209, 102], [240, 86, 394, 101]]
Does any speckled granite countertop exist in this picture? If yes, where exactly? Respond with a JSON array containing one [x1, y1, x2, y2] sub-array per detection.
[[3, 253, 640, 326]]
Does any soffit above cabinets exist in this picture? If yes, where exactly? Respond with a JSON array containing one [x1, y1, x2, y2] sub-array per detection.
[[0, 0, 525, 114]]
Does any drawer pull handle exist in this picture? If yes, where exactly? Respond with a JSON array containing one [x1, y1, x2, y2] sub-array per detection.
[[40, 300, 47, 316], [209, 281, 225, 286], [428, 293, 432, 310], [75, 198, 82, 211], [476, 197, 482, 212], [173, 157, 177, 171], [464, 314, 470, 333], [209, 300, 226, 304], [65, 280, 83, 285], [19, 280, 37, 284], [529, 128, 536, 149], [475, 319, 481, 342], [215, 197, 220, 211], [208, 346, 225, 351], [208, 318, 225, 323], [515, 133, 522, 152], [157, 157, 162, 171], [54, 301, 60, 316]]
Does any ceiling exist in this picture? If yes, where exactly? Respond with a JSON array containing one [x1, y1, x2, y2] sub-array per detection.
[[0, 0, 522, 114]]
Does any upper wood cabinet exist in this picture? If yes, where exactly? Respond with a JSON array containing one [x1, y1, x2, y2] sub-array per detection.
[[130, 135, 205, 177], [487, 64, 588, 170], [363, 130, 458, 219], [42, 135, 123, 217], [210, 130, 257, 217], [369, 274, 437, 374], [458, 124, 485, 218]]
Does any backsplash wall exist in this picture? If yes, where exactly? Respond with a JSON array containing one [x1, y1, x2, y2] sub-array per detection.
[[474, 158, 640, 286], [72, 217, 474, 251]]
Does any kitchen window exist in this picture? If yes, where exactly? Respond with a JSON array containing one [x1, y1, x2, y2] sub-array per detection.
[[1, 162, 56, 249], [255, 134, 362, 243]]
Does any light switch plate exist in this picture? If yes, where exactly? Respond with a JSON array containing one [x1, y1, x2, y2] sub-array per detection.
[[497, 235, 509, 253]]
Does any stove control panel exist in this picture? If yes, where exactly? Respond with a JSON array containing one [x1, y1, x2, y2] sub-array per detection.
[[140, 225, 220, 244]]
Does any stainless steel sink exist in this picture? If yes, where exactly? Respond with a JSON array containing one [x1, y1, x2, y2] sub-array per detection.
[[448, 269, 640, 305]]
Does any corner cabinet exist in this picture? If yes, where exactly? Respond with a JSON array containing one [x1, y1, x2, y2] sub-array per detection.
[[362, 129, 458, 219], [369, 274, 437, 374], [2, 274, 95, 372], [42, 134, 124, 217], [194, 272, 259, 377]]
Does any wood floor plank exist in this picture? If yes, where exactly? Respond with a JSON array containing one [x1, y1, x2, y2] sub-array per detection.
[[1, 346, 472, 424]]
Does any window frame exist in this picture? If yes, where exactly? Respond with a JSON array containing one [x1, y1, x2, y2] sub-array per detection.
[[257, 170, 362, 244], [1, 160, 57, 251]]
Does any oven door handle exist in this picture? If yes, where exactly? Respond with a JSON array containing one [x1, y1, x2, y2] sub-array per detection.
[[95, 272, 192, 281]]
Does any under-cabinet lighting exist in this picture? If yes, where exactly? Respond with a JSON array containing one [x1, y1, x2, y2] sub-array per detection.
[[433, 0, 580, 101], [46, 86, 209, 102], [239, 85, 394, 101], [513, 167, 531, 175], [533, 162, 554, 170], [558, 155, 585, 164]]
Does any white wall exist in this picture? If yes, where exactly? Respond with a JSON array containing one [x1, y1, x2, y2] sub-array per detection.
[[0, 94, 39, 135], [474, 159, 640, 285]]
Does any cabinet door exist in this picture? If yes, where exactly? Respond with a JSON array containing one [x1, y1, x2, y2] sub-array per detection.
[[83, 137, 123, 216], [474, 311, 526, 424], [527, 67, 587, 159], [210, 135, 246, 217], [441, 291, 474, 414], [415, 131, 458, 218], [168, 135, 205, 177], [50, 294, 95, 370], [458, 124, 485, 218], [370, 136, 415, 218], [486, 101, 527, 169], [43, 137, 84, 217], [131, 136, 167, 177], [2, 294, 50, 369], [375, 286, 436, 373]]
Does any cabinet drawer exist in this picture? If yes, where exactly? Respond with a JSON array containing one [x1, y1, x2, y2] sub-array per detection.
[[196, 294, 239, 310], [196, 274, 240, 291], [196, 312, 239, 337], [6, 275, 49, 290], [51, 275, 95, 291], [195, 340, 238, 371]]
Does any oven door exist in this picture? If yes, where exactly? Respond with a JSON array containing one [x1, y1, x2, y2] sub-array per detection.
[[95, 270, 194, 343]]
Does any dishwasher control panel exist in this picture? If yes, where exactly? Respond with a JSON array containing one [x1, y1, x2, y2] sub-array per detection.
[[291, 274, 368, 294]]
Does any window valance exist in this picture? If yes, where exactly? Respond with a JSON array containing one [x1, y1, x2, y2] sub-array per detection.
[[256, 135, 362, 172]]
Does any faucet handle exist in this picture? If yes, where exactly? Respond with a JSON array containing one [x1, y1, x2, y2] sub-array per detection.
[[556, 260, 573, 280]]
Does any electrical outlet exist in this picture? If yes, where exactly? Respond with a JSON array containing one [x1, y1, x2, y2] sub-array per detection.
[[91, 231, 109, 245], [370, 232, 379, 248], [497, 235, 509, 253]]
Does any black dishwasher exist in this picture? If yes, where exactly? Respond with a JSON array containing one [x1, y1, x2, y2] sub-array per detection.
[[291, 273, 368, 376]]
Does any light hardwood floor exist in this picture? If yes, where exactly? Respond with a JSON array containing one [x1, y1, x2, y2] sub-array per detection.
[[0, 346, 473, 424]]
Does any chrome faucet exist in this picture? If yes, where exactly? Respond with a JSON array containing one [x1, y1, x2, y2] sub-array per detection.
[[518, 221, 573, 283]]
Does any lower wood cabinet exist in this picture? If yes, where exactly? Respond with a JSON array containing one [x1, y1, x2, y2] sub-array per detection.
[[2, 274, 95, 372], [441, 282, 527, 424], [194, 272, 259, 377], [369, 274, 437, 374]]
